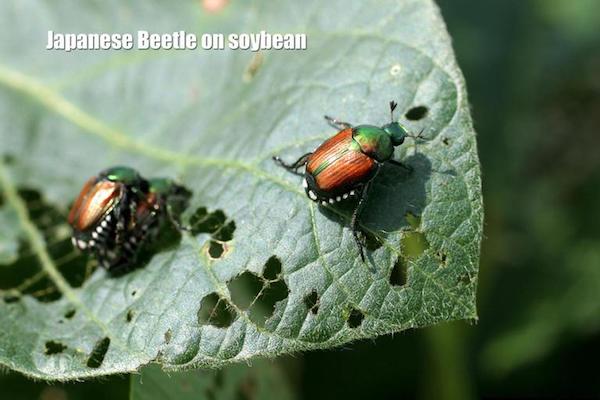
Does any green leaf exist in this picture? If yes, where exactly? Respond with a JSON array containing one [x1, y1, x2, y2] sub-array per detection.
[[0, 0, 482, 379], [130, 359, 295, 400]]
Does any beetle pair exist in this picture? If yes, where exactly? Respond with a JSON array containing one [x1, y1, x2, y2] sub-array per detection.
[[274, 101, 417, 262], [68, 166, 190, 270], [70, 101, 417, 270]]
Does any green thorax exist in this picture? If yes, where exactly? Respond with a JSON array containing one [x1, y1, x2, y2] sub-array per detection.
[[148, 178, 173, 195], [103, 166, 143, 185], [352, 125, 394, 161], [148, 177, 191, 213]]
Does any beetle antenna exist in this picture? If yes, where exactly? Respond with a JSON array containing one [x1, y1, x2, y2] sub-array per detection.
[[405, 128, 430, 154], [389, 101, 398, 122], [407, 127, 427, 141]]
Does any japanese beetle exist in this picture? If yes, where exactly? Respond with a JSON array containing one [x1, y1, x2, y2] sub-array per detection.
[[273, 101, 417, 262], [68, 166, 190, 270]]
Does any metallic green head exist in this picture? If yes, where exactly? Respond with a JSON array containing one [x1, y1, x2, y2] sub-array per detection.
[[148, 177, 191, 213], [382, 122, 408, 146], [101, 166, 143, 185], [148, 178, 174, 195]]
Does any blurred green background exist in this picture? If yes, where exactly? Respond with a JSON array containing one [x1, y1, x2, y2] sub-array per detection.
[[2, 0, 599, 398]]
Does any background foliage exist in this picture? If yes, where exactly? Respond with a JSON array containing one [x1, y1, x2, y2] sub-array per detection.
[[2, 0, 600, 398]]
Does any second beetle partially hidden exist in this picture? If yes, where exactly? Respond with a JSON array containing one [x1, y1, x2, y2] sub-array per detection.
[[68, 166, 190, 271], [274, 101, 417, 262]]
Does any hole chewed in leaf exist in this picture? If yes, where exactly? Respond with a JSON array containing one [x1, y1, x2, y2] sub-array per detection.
[[389, 258, 407, 287], [126, 309, 134, 322], [402, 231, 429, 259], [405, 212, 420, 229], [262, 256, 281, 280], [443, 137, 450, 146], [0, 188, 90, 304], [64, 309, 76, 319], [87, 337, 110, 368], [458, 273, 472, 285], [213, 221, 236, 242], [363, 230, 382, 252], [227, 256, 289, 327], [190, 208, 226, 235], [405, 105, 428, 121], [198, 293, 236, 328], [207, 241, 225, 259], [229, 271, 263, 310], [347, 308, 365, 328], [44, 340, 67, 355], [252, 279, 288, 326], [401, 212, 430, 259], [3, 293, 20, 303], [304, 291, 319, 314], [191, 207, 236, 260], [437, 251, 448, 266]]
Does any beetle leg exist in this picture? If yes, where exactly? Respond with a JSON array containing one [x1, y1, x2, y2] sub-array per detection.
[[273, 153, 312, 176], [112, 190, 130, 245], [324, 115, 353, 130], [351, 182, 371, 263], [387, 159, 413, 173], [166, 202, 191, 232], [351, 164, 381, 263]]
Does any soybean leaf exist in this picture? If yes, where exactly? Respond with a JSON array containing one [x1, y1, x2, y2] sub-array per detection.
[[0, 0, 482, 379]]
